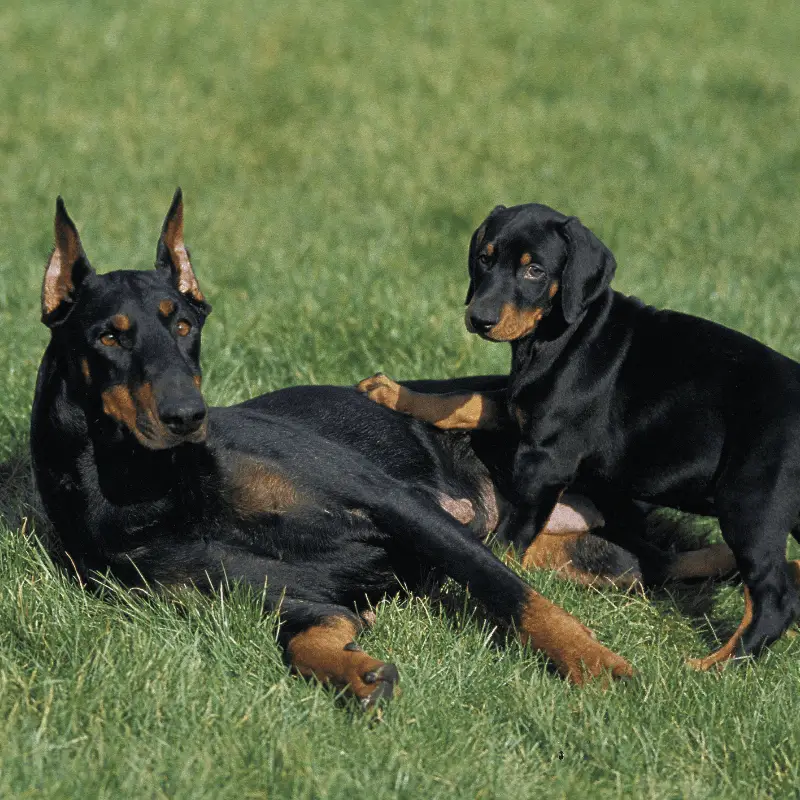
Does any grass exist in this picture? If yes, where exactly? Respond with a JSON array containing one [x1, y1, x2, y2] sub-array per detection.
[[1, 0, 800, 796]]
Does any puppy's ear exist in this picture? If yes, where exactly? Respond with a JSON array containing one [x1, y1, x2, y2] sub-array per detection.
[[42, 198, 94, 327], [465, 205, 505, 305], [156, 188, 211, 315], [559, 217, 616, 323]]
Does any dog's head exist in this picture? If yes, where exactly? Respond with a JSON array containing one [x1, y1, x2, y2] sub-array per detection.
[[41, 189, 212, 449], [464, 203, 616, 341]]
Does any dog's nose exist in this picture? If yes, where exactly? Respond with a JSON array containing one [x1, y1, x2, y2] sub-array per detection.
[[469, 315, 497, 335], [160, 402, 207, 436]]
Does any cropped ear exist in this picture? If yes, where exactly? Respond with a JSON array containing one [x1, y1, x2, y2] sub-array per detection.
[[465, 205, 505, 305], [42, 197, 94, 327], [156, 188, 210, 314], [559, 217, 616, 324]]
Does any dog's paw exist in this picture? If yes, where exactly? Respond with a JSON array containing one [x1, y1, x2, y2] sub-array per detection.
[[566, 642, 635, 687], [356, 373, 405, 412], [359, 662, 400, 711]]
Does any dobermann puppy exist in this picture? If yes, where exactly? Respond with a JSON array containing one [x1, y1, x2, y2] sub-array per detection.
[[31, 192, 638, 710], [359, 202, 800, 669]]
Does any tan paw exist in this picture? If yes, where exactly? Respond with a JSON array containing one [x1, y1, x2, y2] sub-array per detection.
[[565, 641, 635, 686], [356, 373, 405, 412]]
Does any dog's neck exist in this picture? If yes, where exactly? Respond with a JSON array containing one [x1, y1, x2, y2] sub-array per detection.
[[31, 340, 213, 538], [509, 289, 616, 391]]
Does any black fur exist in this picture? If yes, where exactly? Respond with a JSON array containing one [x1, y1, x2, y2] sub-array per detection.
[[31, 193, 633, 704], [461, 202, 800, 658]]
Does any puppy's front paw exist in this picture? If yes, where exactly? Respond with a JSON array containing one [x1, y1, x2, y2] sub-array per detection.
[[356, 373, 406, 412]]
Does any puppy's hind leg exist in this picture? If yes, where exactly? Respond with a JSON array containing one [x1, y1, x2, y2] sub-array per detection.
[[691, 485, 800, 668]]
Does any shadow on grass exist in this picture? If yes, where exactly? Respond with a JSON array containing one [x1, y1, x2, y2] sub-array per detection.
[[0, 443, 61, 558]]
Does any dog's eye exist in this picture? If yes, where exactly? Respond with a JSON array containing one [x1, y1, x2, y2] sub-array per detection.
[[176, 320, 192, 337], [522, 264, 546, 280], [477, 252, 492, 266], [99, 332, 118, 347]]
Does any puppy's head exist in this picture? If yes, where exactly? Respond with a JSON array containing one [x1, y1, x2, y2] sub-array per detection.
[[40, 189, 212, 450], [464, 204, 616, 341]]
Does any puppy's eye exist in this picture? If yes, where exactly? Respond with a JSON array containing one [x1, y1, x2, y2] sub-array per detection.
[[176, 320, 192, 337], [478, 252, 492, 266], [522, 264, 546, 280], [99, 332, 118, 347]]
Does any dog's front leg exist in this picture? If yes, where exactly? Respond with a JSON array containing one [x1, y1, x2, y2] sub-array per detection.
[[495, 441, 579, 554], [357, 373, 509, 431]]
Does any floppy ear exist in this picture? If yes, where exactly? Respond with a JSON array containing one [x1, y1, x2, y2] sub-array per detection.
[[465, 205, 506, 305], [42, 197, 94, 327], [559, 217, 616, 324], [156, 188, 210, 314]]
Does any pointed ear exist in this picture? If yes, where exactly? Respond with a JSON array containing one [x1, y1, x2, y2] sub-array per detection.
[[559, 217, 616, 324], [155, 188, 210, 314], [465, 205, 505, 305], [42, 197, 94, 327]]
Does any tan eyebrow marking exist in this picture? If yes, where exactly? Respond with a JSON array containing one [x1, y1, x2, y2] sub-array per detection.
[[486, 243, 495, 256], [158, 299, 176, 317], [520, 253, 532, 266], [111, 314, 131, 331]]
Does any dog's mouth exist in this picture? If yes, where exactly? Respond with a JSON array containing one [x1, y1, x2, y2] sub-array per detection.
[[132, 414, 209, 450], [466, 304, 545, 342], [101, 384, 208, 450]]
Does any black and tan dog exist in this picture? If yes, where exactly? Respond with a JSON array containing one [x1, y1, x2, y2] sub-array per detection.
[[31, 192, 648, 709], [359, 202, 800, 669]]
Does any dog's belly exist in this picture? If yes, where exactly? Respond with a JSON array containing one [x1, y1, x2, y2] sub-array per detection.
[[580, 415, 724, 511]]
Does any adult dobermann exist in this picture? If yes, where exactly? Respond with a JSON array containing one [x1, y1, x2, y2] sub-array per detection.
[[359, 202, 800, 670], [31, 191, 642, 710]]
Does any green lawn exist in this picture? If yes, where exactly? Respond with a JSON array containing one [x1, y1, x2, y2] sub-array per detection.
[[2, 0, 800, 797]]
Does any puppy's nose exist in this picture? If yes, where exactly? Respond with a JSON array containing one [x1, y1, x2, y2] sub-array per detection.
[[469, 315, 497, 334], [160, 401, 207, 436]]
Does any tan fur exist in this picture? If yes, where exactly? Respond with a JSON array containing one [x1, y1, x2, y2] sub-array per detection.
[[666, 543, 736, 580], [228, 456, 299, 517], [520, 252, 532, 266], [436, 493, 475, 525], [548, 281, 559, 298], [80, 358, 91, 385], [286, 616, 391, 701], [162, 197, 205, 303], [101, 385, 138, 431], [486, 304, 544, 341], [111, 313, 131, 331], [687, 557, 800, 670], [158, 299, 176, 317], [687, 587, 753, 671], [42, 215, 83, 316], [356, 374, 499, 431], [485, 242, 494, 256], [42, 260, 75, 316], [518, 589, 634, 684], [101, 381, 206, 449]]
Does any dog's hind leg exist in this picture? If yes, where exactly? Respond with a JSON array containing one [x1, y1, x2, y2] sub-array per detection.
[[367, 487, 634, 684], [691, 465, 800, 667]]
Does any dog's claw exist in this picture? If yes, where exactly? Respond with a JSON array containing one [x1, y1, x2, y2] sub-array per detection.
[[359, 663, 399, 710]]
